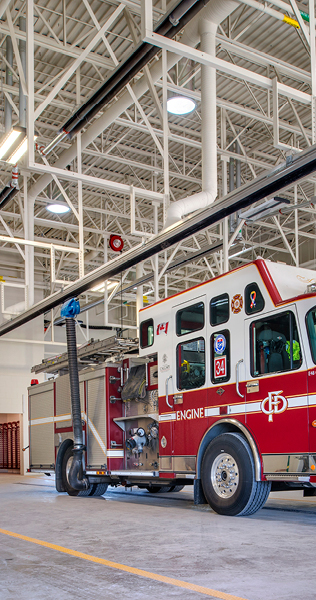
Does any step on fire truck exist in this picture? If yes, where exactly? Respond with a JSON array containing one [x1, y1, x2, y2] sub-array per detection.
[[28, 258, 316, 516]]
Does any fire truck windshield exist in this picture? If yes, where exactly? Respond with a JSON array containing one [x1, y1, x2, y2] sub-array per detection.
[[306, 307, 316, 364]]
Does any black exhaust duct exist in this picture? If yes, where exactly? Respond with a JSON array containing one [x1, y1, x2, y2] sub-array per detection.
[[45, 0, 211, 151], [0, 184, 19, 209], [61, 299, 88, 491]]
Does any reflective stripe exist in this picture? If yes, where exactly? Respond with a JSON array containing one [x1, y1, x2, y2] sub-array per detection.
[[30, 414, 71, 426], [82, 413, 106, 455], [30, 412, 106, 456], [287, 396, 308, 408], [106, 450, 124, 457], [205, 407, 220, 417], [159, 413, 176, 422], [245, 402, 261, 413]]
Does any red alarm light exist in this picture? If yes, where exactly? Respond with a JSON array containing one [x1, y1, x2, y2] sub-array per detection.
[[109, 234, 124, 252]]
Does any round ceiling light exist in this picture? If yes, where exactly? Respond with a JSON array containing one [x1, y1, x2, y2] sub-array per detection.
[[166, 96, 196, 115], [47, 204, 70, 214]]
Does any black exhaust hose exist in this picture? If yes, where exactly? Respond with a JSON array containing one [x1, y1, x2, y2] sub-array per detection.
[[65, 317, 88, 490]]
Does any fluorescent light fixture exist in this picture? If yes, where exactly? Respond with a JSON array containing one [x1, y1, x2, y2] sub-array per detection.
[[47, 203, 70, 214], [91, 280, 118, 293], [0, 129, 22, 160], [239, 197, 291, 223], [167, 96, 196, 115], [7, 135, 38, 164]]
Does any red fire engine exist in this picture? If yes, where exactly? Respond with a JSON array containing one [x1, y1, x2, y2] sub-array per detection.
[[29, 258, 316, 515]]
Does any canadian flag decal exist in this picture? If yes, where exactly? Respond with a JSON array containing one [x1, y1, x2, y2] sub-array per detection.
[[157, 322, 169, 335]]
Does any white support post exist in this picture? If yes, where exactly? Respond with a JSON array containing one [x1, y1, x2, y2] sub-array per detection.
[[153, 201, 159, 302], [50, 245, 56, 284], [25, 1, 35, 307], [162, 48, 169, 223], [77, 136, 84, 279], [310, 0, 316, 144], [141, 0, 153, 40], [221, 108, 229, 274], [51, 309, 54, 342], [136, 263, 143, 329], [294, 185, 299, 266], [26, 0, 34, 166], [104, 236, 108, 326]]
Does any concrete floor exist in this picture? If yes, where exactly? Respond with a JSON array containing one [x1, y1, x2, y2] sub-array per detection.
[[0, 474, 315, 600]]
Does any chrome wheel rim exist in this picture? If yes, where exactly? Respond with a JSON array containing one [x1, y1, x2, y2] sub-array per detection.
[[66, 455, 73, 484], [211, 452, 239, 499]]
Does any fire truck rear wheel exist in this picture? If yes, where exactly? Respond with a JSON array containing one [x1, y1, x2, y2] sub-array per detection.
[[168, 485, 184, 492], [145, 485, 173, 493], [62, 445, 94, 497], [201, 432, 271, 516], [89, 483, 108, 496]]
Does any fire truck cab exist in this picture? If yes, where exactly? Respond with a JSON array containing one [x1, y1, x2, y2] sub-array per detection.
[[29, 258, 316, 515]]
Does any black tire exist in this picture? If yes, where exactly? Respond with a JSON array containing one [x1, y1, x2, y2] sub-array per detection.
[[145, 485, 173, 493], [201, 432, 271, 516], [167, 485, 184, 493], [61, 445, 94, 497], [90, 483, 108, 496], [56, 439, 73, 492]]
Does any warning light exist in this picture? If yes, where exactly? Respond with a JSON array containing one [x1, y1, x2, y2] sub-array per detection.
[[311, 464, 315, 471], [109, 234, 124, 252], [312, 420, 316, 428], [31, 379, 39, 386]]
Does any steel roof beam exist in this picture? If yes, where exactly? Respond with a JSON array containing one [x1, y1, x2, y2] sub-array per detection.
[[1, 143, 316, 336], [0, 22, 114, 70]]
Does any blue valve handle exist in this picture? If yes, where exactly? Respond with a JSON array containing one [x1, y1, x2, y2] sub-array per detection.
[[61, 298, 80, 318]]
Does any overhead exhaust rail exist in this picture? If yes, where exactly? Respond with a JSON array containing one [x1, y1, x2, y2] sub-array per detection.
[[2, 145, 316, 337], [44, 0, 212, 154], [50, 240, 224, 324]]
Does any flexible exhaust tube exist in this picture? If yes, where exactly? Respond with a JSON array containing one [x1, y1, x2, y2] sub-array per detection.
[[64, 304, 88, 491]]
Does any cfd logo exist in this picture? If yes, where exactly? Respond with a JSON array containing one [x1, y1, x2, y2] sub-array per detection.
[[261, 390, 288, 422]]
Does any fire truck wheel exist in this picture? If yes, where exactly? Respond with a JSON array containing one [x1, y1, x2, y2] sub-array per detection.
[[62, 445, 94, 497], [145, 485, 173, 493], [89, 483, 108, 496], [167, 485, 184, 493], [201, 432, 271, 516]]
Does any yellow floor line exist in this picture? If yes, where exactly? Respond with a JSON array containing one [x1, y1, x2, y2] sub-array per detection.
[[0, 527, 248, 600]]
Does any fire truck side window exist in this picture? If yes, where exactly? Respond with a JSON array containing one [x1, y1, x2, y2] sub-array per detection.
[[176, 302, 204, 336], [140, 318, 154, 348], [210, 293, 229, 326], [177, 338, 205, 390], [306, 307, 316, 363], [211, 330, 230, 384], [250, 311, 302, 376]]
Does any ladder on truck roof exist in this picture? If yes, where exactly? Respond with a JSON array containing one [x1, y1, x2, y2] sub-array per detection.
[[31, 335, 139, 375]]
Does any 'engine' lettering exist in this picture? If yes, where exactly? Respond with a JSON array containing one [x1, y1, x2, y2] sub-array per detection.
[[176, 408, 204, 421]]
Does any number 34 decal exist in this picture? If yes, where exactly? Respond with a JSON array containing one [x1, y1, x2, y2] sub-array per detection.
[[214, 356, 227, 378]]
